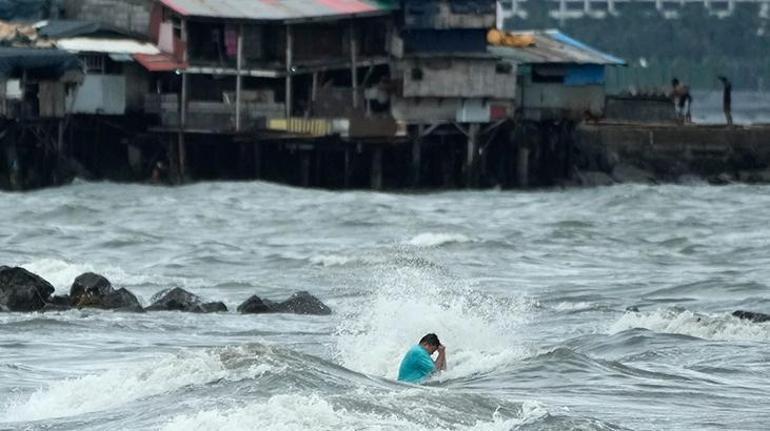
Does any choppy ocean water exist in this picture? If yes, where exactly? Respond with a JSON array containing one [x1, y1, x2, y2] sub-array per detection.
[[0, 181, 769, 430]]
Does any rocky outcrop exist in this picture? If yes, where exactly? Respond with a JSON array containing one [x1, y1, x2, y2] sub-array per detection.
[[70, 272, 143, 312], [575, 170, 616, 187], [611, 164, 657, 184], [732, 310, 770, 323], [42, 295, 73, 312], [0, 266, 55, 311], [237, 295, 274, 314], [237, 291, 332, 315], [146, 288, 227, 313], [273, 291, 332, 315]]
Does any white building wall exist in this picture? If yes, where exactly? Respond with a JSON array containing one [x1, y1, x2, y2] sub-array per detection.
[[67, 75, 126, 115]]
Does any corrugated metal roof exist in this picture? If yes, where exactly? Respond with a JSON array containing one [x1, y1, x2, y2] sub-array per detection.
[[56, 38, 160, 55], [134, 52, 186, 72], [489, 30, 625, 66], [159, 0, 398, 21]]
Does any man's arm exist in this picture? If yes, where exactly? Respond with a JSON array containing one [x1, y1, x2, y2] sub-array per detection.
[[434, 344, 447, 371]]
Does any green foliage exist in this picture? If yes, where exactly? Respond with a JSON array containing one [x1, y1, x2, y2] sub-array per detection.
[[508, 3, 770, 90]]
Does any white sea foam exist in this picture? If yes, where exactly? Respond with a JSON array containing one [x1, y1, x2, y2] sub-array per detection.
[[1, 348, 272, 423], [160, 394, 548, 431], [405, 233, 472, 248], [609, 308, 770, 342], [309, 254, 358, 267], [335, 259, 532, 381], [19, 258, 205, 294]]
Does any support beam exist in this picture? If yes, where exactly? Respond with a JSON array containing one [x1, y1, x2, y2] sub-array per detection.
[[235, 24, 244, 131], [177, 132, 186, 183], [370, 147, 383, 190], [254, 143, 262, 179], [411, 124, 425, 188], [310, 71, 319, 117], [344, 147, 352, 188], [350, 20, 358, 109], [285, 25, 293, 119], [466, 123, 480, 188], [300, 151, 311, 187], [517, 144, 530, 188], [56, 119, 64, 155]]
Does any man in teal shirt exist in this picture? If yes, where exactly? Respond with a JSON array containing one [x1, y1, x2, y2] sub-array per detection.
[[397, 333, 447, 383]]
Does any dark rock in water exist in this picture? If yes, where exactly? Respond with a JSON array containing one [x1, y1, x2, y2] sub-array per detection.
[[676, 174, 705, 185], [274, 291, 332, 315], [49, 295, 71, 306], [101, 288, 144, 313], [70, 273, 143, 312], [41, 303, 72, 312], [201, 301, 228, 313], [43, 295, 73, 312], [732, 310, 770, 323], [625, 306, 640, 312], [575, 170, 615, 187], [0, 266, 55, 311], [146, 287, 227, 313], [70, 273, 112, 305], [611, 164, 657, 184], [237, 295, 274, 314], [708, 172, 734, 186]]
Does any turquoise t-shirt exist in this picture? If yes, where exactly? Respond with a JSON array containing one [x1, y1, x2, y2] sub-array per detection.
[[397, 345, 436, 383]]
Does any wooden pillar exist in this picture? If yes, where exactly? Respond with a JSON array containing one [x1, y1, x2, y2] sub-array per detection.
[[370, 146, 383, 190], [285, 25, 293, 119], [56, 119, 65, 155], [5, 131, 20, 190], [168, 133, 179, 183], [517, 144, 530, 188], [177, 132, 186, 183], [300, 151, 311, 187], [178, 72, 188, 183], [254, 142, 262, 179], [411, 125, 424, 187], [310, 72, 319, 117], [344, 147, 352, 188], [466, 123, 480, 188], [235, 24, 244, 131], [350, 20, 358, 109]]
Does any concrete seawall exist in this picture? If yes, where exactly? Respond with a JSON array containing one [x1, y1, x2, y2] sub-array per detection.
[[574, 123, 770, 185]]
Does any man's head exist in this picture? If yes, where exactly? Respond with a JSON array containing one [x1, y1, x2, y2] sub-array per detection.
[[419, 333, 441, 354], [718, 76, 727, 83], [672, 78, 680, 87]]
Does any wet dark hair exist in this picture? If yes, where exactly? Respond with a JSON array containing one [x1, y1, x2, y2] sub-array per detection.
[[672, 78, 680, 86], [419, 333, 441, 347]]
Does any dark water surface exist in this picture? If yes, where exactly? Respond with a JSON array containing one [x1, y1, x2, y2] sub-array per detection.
[[1, 181, 768, 430]]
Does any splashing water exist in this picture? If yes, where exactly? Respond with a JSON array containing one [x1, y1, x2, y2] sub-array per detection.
[[335, 253, 533, 382]]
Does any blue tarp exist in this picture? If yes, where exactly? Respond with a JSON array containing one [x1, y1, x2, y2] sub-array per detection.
[[565, 64, 606, 86], [0, 0, 63, 21], [0, 47, 81, 79]]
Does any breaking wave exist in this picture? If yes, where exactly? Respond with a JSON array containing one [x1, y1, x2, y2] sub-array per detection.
[[608, 308, 770, 342]]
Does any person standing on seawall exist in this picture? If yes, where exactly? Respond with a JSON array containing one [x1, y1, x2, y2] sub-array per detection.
[[718, 76, 733, 127], [397, 333, 447, 384], [671, 78, 693, 124]]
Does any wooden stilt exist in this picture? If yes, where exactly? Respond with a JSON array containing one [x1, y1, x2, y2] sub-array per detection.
[[371, 147, 383, 190], [285, 25, 293, 119], [177, 131, 186, 183], [411, 125, 424, 188], [517, 144, 530, 188], [254, 143, 262, 179], [344, 147, 351, 188], [466, 123, 480, 188], [300, 151, 311, 187]]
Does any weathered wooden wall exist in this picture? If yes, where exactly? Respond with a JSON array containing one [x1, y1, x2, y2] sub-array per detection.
[[400, 58, 517, 99], [63, 0, 152, 34]]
